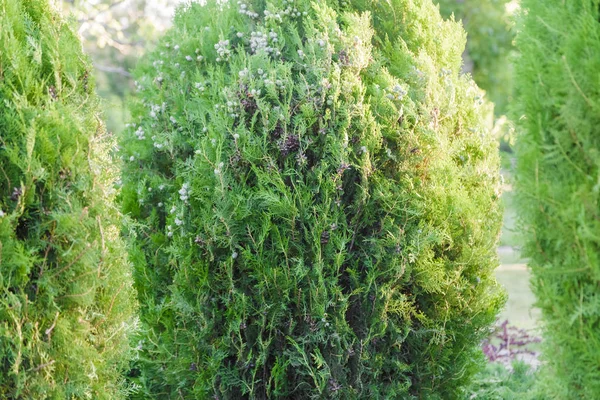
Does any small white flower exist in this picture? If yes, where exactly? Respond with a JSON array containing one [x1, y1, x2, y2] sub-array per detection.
[[174, 45, 180, 51], [232, 252, 238, 259], [170, 116, 177, 124], [129, 156, 135, 161], [214, 39, 231, 61], [318, 39, 325, 47], [175, 217, 183, 226], [170, 205, 177, 214], [0, 209, 4, 217], [203, 127, 208, 133], [186, 55, 193, 61], [237, 32, 244, 38], [297, 49, 305, 58], [179, 183, 190, 201], [135, 126, 145, 140], [233, 133, 240, 140], [360, 146, 367, 154]]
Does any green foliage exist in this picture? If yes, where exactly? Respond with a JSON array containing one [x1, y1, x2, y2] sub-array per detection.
[[121, 0, 504, 397], [513, 1, 600, 398], [436, 0, 515, 115], [466, 362, 540, 400], [0, 0, 136, 398]]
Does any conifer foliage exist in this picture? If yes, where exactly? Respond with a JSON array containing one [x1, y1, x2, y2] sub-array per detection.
[[0, 0, 136, 398], [514, 1, 600, 398], [122, 0, 504, 397], [436, 0, 514, 115]]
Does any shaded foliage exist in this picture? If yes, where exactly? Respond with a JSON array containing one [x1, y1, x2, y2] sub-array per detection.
[[514, 0, 600, 398]]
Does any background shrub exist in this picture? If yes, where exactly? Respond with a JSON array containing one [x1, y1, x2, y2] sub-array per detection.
[[436, 0, 515, 116], [0, 0, 136, 398], [513, 1, 600, 398], [121, 0, 504, 397]]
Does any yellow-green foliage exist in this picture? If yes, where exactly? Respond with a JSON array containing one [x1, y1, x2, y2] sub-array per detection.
[[0, 0, 136, 398], [514, 1, 600, 398], [437, 0, 514, 115], [121, 0, 504, 398]]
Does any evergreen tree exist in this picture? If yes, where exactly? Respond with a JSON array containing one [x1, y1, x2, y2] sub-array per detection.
[[122, 0, 504, 397], [514, 1, 600, 398], [0, 0, 136, 398], [436, 0, 514, 115]]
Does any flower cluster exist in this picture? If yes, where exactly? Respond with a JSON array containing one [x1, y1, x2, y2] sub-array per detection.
[[237, 1, 259, 18], [249, 31, 281, 56], [264, 0, 306, 22], [179, 183, 190, 202], [214, 40, 231, 62], [386, 84, 408, 101], [135, 126, 145, 140], [149, 102, 166, 119]]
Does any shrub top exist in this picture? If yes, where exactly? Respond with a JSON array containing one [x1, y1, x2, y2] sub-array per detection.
[[437, 0, 515, 115]]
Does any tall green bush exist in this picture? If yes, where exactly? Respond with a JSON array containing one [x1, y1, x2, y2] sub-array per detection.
[[0, 0, 136, 398], [514, 1, 600, 398], [436, 0, 514, 115], [122, 0, 504, 397]]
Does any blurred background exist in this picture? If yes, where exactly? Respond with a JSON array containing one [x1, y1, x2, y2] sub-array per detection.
[[60, 0, 182, 134], [60, 0, 536, 364]]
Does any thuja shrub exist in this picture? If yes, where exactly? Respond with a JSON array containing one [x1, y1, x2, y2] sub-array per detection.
[[121, 0, 504, 397], [514, 1, 600, 398], [436, 0, 514, 115], [0, 0, 136, 398]]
